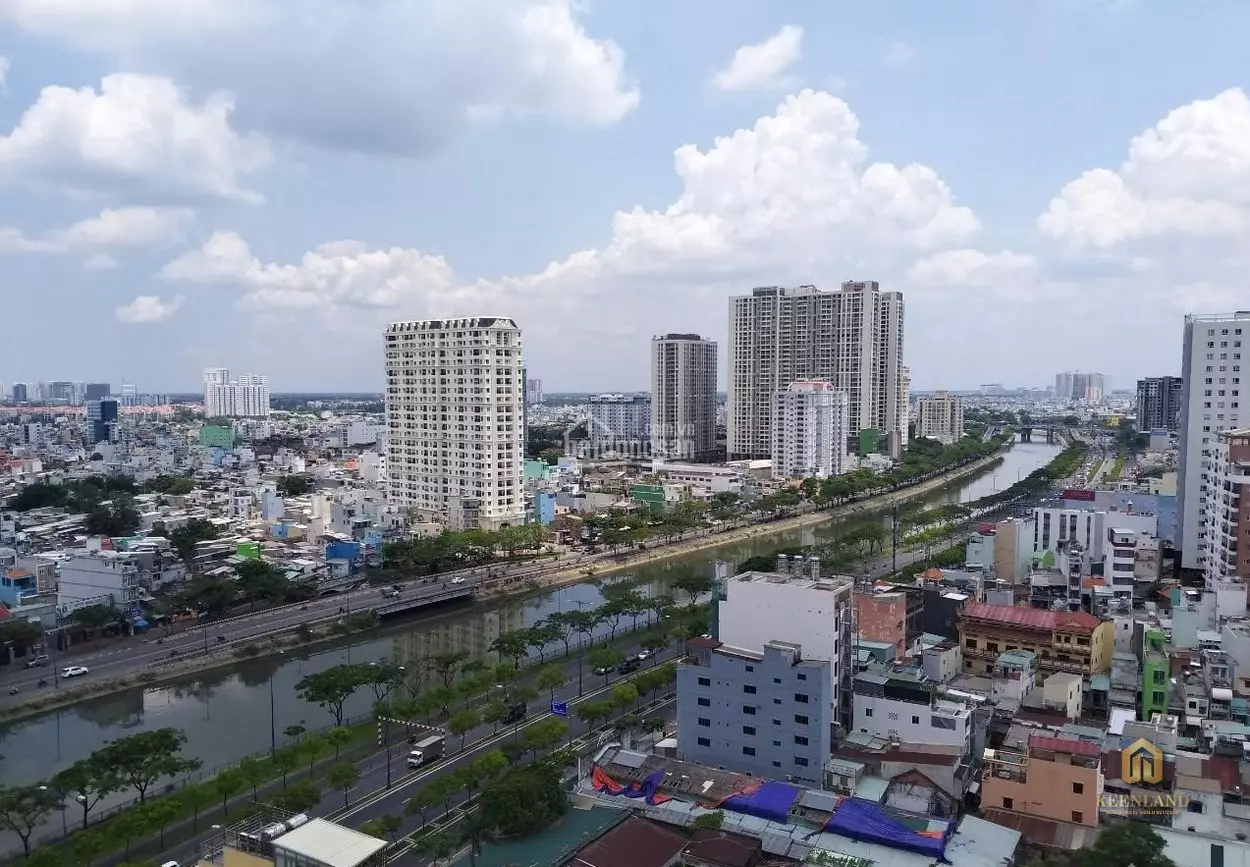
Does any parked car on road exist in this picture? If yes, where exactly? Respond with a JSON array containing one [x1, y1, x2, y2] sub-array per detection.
[[25, 655, 49, 668]]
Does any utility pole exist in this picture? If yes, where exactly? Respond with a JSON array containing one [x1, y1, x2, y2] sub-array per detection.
[[891, 503, 899, 574]]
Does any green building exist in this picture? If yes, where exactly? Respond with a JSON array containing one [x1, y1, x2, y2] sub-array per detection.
[[1141, 627, 1170, 721], [858, 428, 881, 456], [629, 484, 666, 515], [199, 424, 235, 448], [236, 541, 262, 559]]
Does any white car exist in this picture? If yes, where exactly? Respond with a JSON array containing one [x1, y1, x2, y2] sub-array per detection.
[[61, 666, 89, 678], [450, 577, 467, 585]]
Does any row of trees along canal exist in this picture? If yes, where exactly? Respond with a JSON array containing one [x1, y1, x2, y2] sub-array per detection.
[[0, 580, 702, 864], [0, 432, 1009, 657], [735, 439, 1089, 577]]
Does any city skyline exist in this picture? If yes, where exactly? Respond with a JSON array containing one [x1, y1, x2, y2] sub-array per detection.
[[0, 3, 1245, 390]]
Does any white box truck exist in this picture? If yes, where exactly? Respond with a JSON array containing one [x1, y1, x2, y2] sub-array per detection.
[[406, 734, 445, 768]]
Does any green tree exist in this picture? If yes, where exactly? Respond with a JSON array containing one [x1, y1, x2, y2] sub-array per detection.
[[0, 785, 62, 857], [274, 779, 321, 814], [609, 681, 639, 710], [575, 700, 611, 730], [671, 573, 713, 605], [640, 633, 668, 661], [212, 769, 244, 815], [544, 611, 576, 656], [70, 829, 109, 867], [478, 763, 566, 838], [535, 664, 567, 701], [272, 746, 300, 789], [327, 762, 361, 808], [53, 755, 118, 829], [95, 728, 201, 804], [283, 723, 307, 743], [300, 732, 328, 774], [359, 814, 401, 843], [588, 646, 622, 685], [595, 598, 629, 641], [482, 699, 508, 733], [296, 664, 367, 726], [1072, 821, 1175, 867], [109, 804, 152, 860], [447, 709, 482, 750], [236, 756, 269, 800], [691, 810, 725, 830], [276, 475, 313, 497], [24, 846, 64, 867], [324, 726, 354, 760], [405, 784, 441, 830], [143, 798, 181, 847], [488, 631, 529, 668], [180, 784, 214, 831], [519, 718, 567, 756]]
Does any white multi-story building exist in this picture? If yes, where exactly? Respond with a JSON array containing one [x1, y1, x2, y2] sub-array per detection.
[[1198, 429, 1250, 609], [1178, 312, 1250, 571], [915, 391, 965, 445], [717, 564, 855, 734], [728, 282, 905, 460], [384, 317, 525, 531], [1033, 506, 1107, 561], [587, 394, 651, 451], [771, 381, 849, 479], [203, 368, 270, 418], [650, 334, 717, 462], [851, 672, 975, 753], [525, 378, 543, 405]]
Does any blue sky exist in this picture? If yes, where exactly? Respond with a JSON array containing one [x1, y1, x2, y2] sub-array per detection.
[[0, 0, 1248, 392]]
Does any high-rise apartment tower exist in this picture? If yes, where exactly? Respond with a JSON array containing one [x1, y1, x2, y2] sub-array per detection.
[[384, 317, 525, 531], [1136, 376, 1183, 432], [650, 334, 717, 462], [728, 282, 905, 460]]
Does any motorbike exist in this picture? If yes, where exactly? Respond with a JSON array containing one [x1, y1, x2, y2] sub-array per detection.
[[7, 686, 18, 695], [37, 679, 47, 687], [216, 635, 227, 643], [301, 604, 309, 610]]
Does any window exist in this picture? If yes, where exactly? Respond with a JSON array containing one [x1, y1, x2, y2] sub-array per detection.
[[797, 673, 807, 681], [772, 761, 782, 768], [745, 665, 754, 673], [743, 725, 756, 736], [795, 735, 809, 746], [1072, 811, 1083, 824], [1188, 800, 1205, 814], [773, 677, 782, 684], [931, 716, 957, 730], [912, 715, 920, 725], [743, 684, 757, 695], [697, 717, 710, 727], [742, 746, 756, 756], [697, 697, 710, 707], [698, 677, 710, 687], [697, 737, 710, 747], [795, 714, 810, 725], [794, 693, 810, 703], [773, 698, 782, 704], [743, 705, 757, 715], [864, 708, 873, 717], [1003, 797, 1014, 809], [1073, 782, 1084, 794]]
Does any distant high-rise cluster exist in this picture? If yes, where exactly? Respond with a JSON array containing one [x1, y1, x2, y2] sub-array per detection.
[[85, 398, 119, 444], [525, 378, 543, 405], [727, 282, 906, 460], [650, 333, 718, 462], [203, 368, 271, 418], [1054, 371, 1107, 403], [384, 317, 525, 531]]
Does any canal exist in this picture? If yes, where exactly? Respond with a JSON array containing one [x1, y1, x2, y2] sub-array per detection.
[[0, 440, 1059, 797]]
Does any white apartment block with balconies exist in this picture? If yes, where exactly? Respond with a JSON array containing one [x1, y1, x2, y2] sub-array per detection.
[[384, 317, 525, 531], [1178, 313, 1250, 571], [203, 368, 271, 418], [771, 381, 849, 480], [915, 391, 965, 445], [588, 394, 651, 449], [1198, 428, 1250, 617], [728, 282, 905, 461]]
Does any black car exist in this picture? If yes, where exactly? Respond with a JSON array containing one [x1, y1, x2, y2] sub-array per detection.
[[503, 702, 527, 724], [617, 658, 641, 675]]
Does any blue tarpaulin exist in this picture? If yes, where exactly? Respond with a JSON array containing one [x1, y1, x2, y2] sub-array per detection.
[[823, 798, 953, 859], [718, 781, 801, 823]]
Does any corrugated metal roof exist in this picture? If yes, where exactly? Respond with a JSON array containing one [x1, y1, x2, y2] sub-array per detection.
[[272, 818, 387, 867], [962, 602, 1102, 634]]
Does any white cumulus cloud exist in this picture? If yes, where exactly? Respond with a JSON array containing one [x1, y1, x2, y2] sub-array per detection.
[[50, 206, 194, 248], [1039, 88, 1250, 249], [115, 294, 183, 323], [712, 25, 804, 91], [0, 73, 271, 202], [0, 0, 639, 156], [82, 253, 120, 271], [159, 88, 981, 369]]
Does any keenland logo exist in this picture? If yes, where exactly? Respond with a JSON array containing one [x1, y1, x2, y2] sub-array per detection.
[[1122, 737, 1163, 785], [1099, 737, 1190, 816]]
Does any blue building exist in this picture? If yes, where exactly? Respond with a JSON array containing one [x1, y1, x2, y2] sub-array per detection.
[[677, 637, 831, 787], [85, 398, 119, 444], [534, 491, 556, 525]]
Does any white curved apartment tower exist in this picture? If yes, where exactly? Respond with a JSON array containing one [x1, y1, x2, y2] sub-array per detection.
[[771, 381, 850, 479], [384, 317, 525, 531]]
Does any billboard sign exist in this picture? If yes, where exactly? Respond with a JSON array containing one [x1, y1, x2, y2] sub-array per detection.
[[1063, 488, 1096, 502]]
